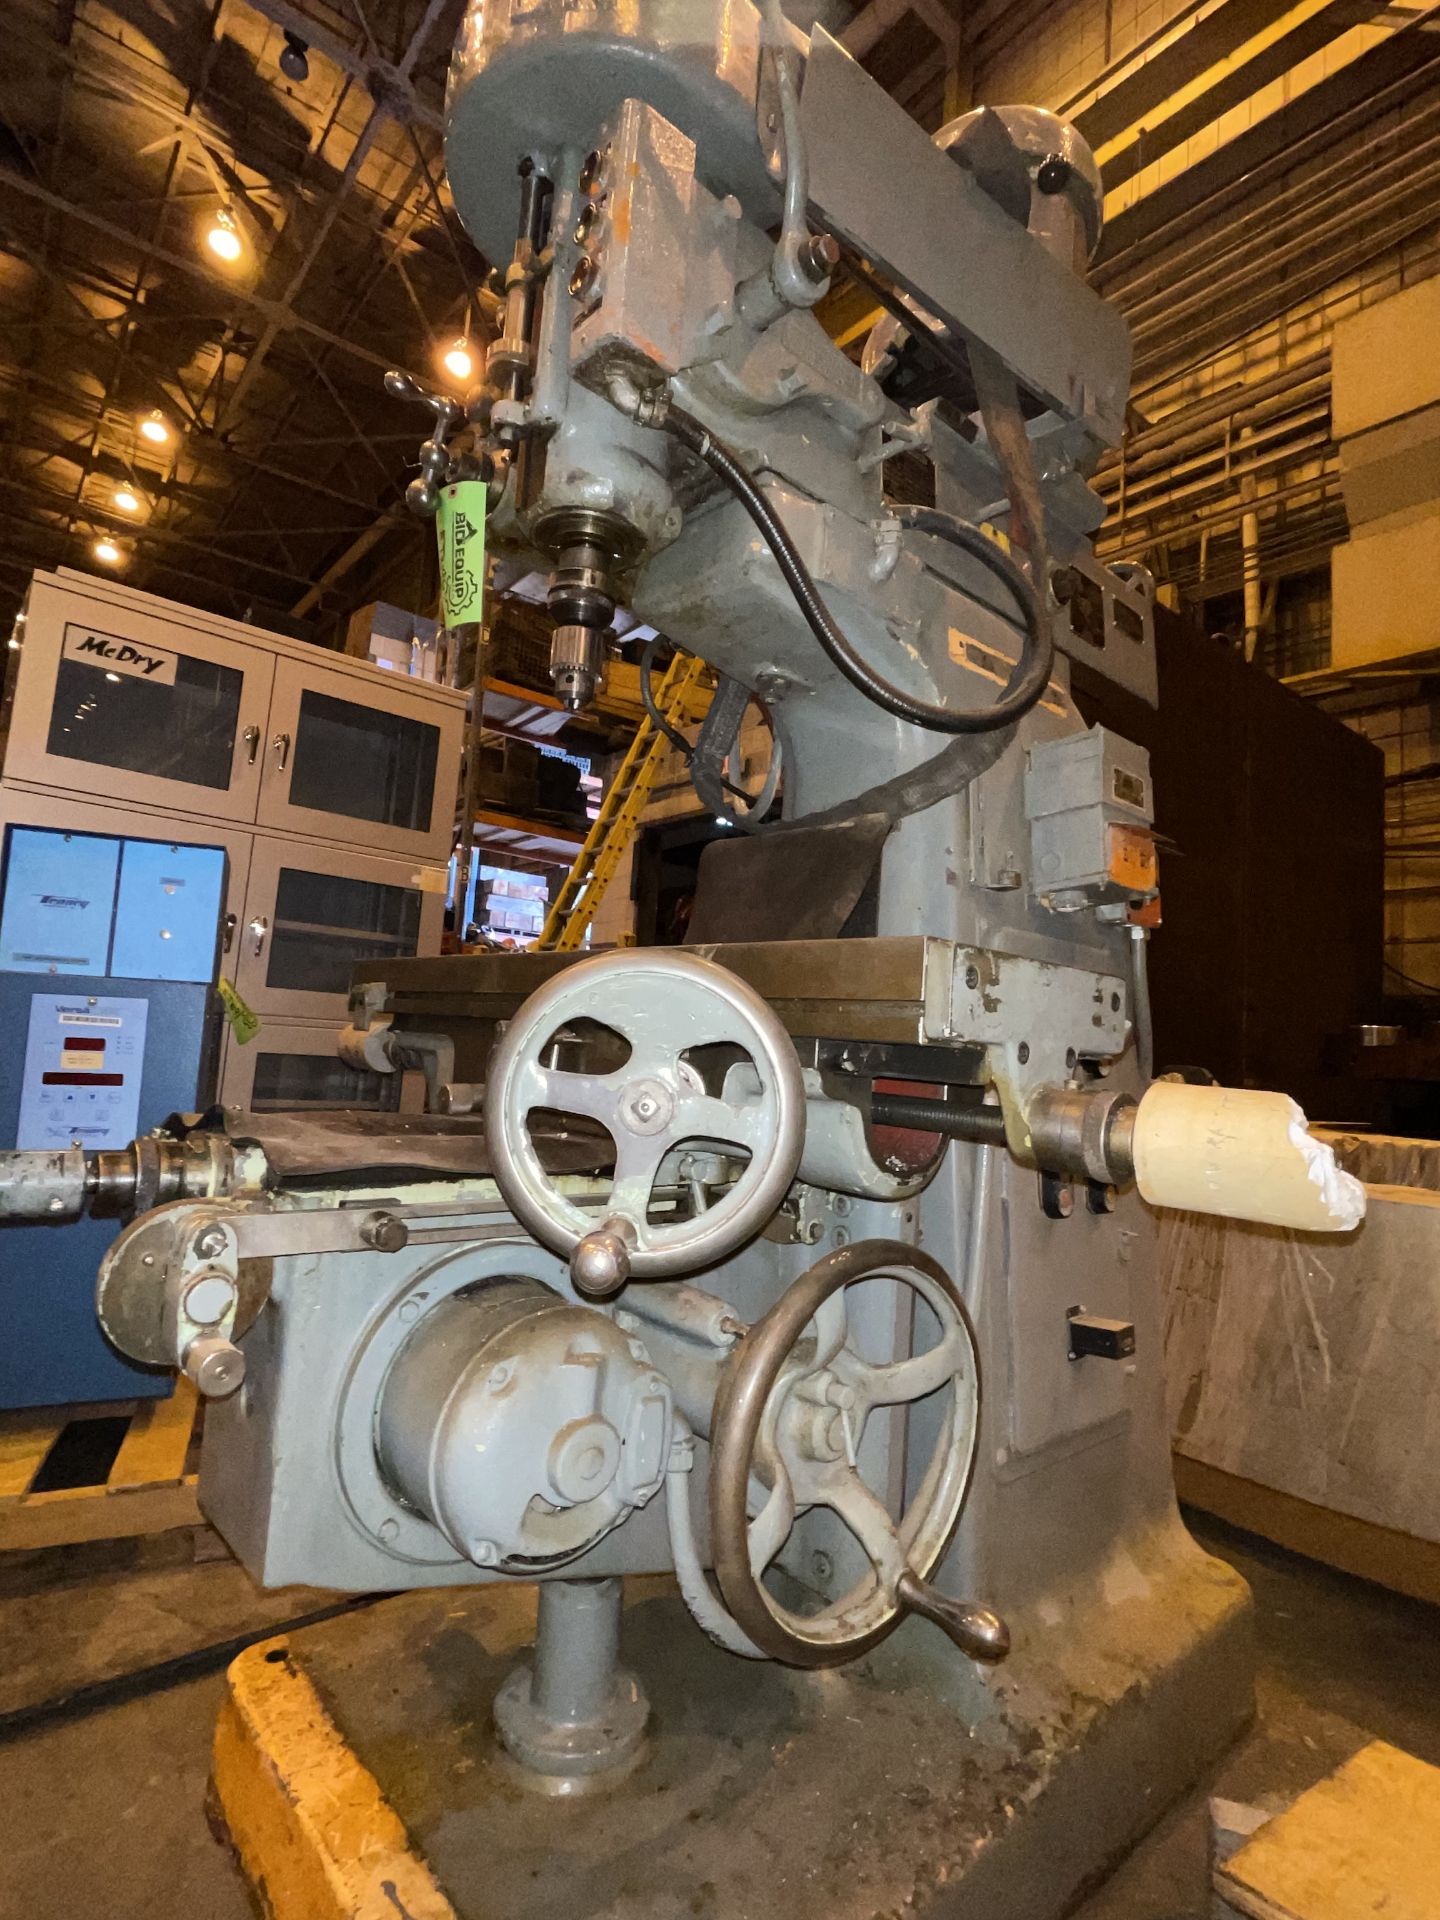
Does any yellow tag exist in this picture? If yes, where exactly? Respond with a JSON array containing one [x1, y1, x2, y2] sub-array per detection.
[[218, 977, 261, 1046], [411, 865, 449, 895]]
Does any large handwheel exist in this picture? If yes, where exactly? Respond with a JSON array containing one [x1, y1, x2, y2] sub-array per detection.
[[709, 1239, 1006, 1668], [485, 949, 805, 1280]]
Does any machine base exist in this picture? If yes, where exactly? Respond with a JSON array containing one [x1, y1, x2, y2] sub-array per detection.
[[211, 1546, 1253, 1920]]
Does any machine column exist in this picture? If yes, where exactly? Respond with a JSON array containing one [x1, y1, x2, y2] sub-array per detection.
[[493, 1577, 650, 1785]]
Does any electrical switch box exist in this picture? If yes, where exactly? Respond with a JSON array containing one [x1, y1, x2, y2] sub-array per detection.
[[1024, 726, 1158, 916]]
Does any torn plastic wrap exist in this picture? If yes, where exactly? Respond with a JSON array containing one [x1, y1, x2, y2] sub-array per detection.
[[1134, 1084, 1365, 1233]]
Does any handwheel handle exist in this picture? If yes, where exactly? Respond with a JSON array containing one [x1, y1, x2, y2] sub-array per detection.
[[896, 1570, 1010, 1663]]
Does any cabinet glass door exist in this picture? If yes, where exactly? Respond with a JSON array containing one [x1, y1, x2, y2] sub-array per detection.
[[234, 838, 440, 1020], [257, 658, 458, 859], [218, 1021, 402, 1113], [6, 582, 273, 824]]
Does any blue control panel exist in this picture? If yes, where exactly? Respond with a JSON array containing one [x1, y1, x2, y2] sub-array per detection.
[[0, 823, 226, 1409], [0, 827, 224, 982]]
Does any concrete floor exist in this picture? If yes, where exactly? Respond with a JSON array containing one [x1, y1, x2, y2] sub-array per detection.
[[1, 1513, 1437, 1920]]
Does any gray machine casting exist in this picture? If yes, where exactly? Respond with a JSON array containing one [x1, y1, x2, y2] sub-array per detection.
[[0, 5, 1367, 1908]]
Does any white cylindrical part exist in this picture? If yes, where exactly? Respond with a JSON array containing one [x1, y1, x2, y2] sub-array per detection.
[[1131, 1082, 1365, 1233]]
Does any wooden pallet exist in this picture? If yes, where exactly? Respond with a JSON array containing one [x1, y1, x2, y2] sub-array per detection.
[[0, 1380, 201, 1552]]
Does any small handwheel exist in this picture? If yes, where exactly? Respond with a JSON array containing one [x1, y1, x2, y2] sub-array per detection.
[[485, 949, 805, 1280], [709, 1238, 1006, 1668]]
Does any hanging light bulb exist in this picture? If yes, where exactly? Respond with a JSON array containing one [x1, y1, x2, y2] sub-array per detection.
[[113, 484, 143, 516], [441, 336, 474, 381], [205, 205, 244, 263], [278, 30, 310, 82], [92, 537, 124, 566], [139, 409, 171, 446]]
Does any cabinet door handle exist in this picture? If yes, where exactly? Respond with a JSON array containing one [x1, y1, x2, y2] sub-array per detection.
[[272, 731, 291, 772], [249, 915, 268, 957], [242, 724, 260, 765], [223, 911, 237, 954]]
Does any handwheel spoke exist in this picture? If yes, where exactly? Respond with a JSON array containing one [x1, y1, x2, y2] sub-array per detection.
[[618, 1036, 683, 1086], [838, 1326, 969, 1408], [609, 1130, 667, 1221], [811, 1467, 906, 1590], [525, 1062, 624, 1132]]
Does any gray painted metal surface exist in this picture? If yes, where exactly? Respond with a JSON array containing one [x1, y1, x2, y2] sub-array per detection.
[[18, 0, 1256, 1903]]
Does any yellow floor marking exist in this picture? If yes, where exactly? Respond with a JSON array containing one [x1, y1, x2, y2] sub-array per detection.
[[212, 1637, 456, 1920]]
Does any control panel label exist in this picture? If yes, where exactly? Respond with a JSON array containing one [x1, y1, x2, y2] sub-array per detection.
[[17, 994, 148, 1150], [62, 623, 178, 686]]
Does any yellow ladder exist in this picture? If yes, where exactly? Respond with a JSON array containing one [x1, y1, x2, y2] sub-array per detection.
[[536, 652, 709, 952]]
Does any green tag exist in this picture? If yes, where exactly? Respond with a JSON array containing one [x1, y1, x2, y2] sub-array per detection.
[[437, 479, 488, 626], [218, 977, 261, 1046]]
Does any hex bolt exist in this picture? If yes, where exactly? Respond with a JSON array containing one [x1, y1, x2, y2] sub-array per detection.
[[181, 1271, 237, 1327], [799, 232, 841, 282], [487, 1360, 515, 1392], [964, 964, 980, 990], [471, 1539, 501, 1567], [184, 1335, 246, 1399], [193, 1224, 227, 1260]]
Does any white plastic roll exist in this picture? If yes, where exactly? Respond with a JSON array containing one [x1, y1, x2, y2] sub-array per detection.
[[1131, 1082, 1365, 1233]]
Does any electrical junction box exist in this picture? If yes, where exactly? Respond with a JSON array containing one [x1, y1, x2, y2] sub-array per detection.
[[1024, 726, 1157, 917]]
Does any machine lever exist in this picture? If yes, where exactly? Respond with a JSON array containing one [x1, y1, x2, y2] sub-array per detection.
[[242, 723, 260, 764], [272, 732, 291, 772], [250, 915, 268, 957], [222, 911, 237, 954], [895, 1570, 1010, 1663]]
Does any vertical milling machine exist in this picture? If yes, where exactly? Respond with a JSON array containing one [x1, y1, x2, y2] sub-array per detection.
[[0, 5, 1365, 1913]]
